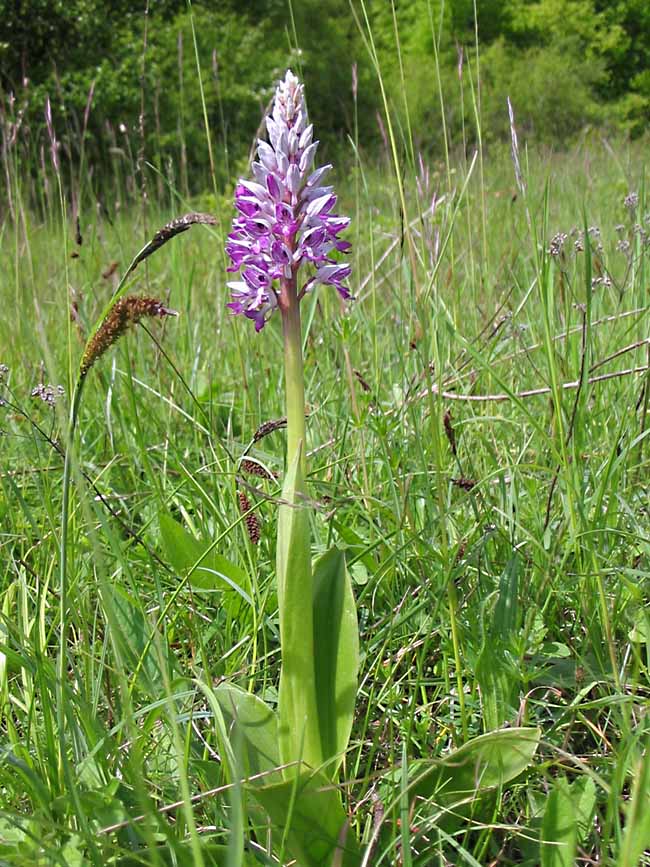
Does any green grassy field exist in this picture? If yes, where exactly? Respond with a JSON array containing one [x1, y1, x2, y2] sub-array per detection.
[[1, 110, 650, 866]]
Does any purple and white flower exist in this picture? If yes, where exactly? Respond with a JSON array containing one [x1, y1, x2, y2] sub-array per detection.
[[226, 70, 351, 330]]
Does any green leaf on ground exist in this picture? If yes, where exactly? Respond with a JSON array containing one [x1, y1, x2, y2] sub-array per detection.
[[251, 768, 361, 867], [159, 511, 251, 602], [405, 727, 540, 815], [276, 445, 321, 769], [312, 546, 359, 776], [540, 777, 577, 867], [213, 683, 281, 782]]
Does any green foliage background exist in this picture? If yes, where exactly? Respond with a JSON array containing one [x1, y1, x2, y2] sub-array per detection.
[[2, 0, 650, 196], [3, 2, 650, 865]]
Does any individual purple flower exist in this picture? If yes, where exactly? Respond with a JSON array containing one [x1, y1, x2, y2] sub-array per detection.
[[226, 70, 351, 330]]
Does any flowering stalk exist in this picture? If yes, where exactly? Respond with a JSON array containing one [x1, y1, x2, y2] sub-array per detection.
[[226, 71, 351, 771], [226, 71, 351, 333], [281, 284, 307, 475], [276, 280, 317, 766]]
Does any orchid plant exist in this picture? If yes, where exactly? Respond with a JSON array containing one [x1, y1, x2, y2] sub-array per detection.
[[211, 70, 361, 863]]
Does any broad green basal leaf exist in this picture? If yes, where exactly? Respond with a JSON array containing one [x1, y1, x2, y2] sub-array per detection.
[[159, 511, 251, 602], [410, 727, 540, 807], [540, 777, 577, 867], [101, 582, 176, 697], [312, 546, 359, 776], [379, 727, 539, 857], [212, 683, 281, 782], [276, 445, 321, 770], [251, 768, 361, 867]]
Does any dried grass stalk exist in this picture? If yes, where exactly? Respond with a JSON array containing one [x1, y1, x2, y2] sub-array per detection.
[[418, 365, 650, 404]]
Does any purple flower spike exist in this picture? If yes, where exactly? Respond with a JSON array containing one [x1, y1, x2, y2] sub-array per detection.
[[225, 70, 351, 330]]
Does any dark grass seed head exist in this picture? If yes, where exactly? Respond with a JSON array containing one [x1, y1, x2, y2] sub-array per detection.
[[443, 409, 457, 457], [252, 417, 287, 442], [240, 458, 277, 481], [80, 295, 177, 377], [129, 213, 217, 274], [237, 490, 261, 545], [452, 477, 476, 492]]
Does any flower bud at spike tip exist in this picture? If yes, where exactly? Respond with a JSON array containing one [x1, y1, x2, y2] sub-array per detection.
[[226, 70, 351, 331]]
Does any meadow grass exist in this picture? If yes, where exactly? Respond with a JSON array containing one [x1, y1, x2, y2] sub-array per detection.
[[1, 86, 650, 865]]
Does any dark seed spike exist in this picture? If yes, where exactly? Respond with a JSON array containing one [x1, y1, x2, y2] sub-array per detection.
[[240, 458, 277, 481], [353, 368, 371, 393], [253, 417, 287, 443], [443, 409, 457, 457], [80, 295, 178, 377], [237, 489, 261, 545], [127, 212, 217, 276], [452, 477, 476, 491]]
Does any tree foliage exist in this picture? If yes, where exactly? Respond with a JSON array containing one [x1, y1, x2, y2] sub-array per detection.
[[1, 0, 649, 195]]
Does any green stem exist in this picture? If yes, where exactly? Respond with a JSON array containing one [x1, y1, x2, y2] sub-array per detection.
[[276, 279, 322, 770], [447, 579, 468, 742], [59, 376, 85, 705], [282, 290, 307, 477], [57, 373, 99, 849]]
